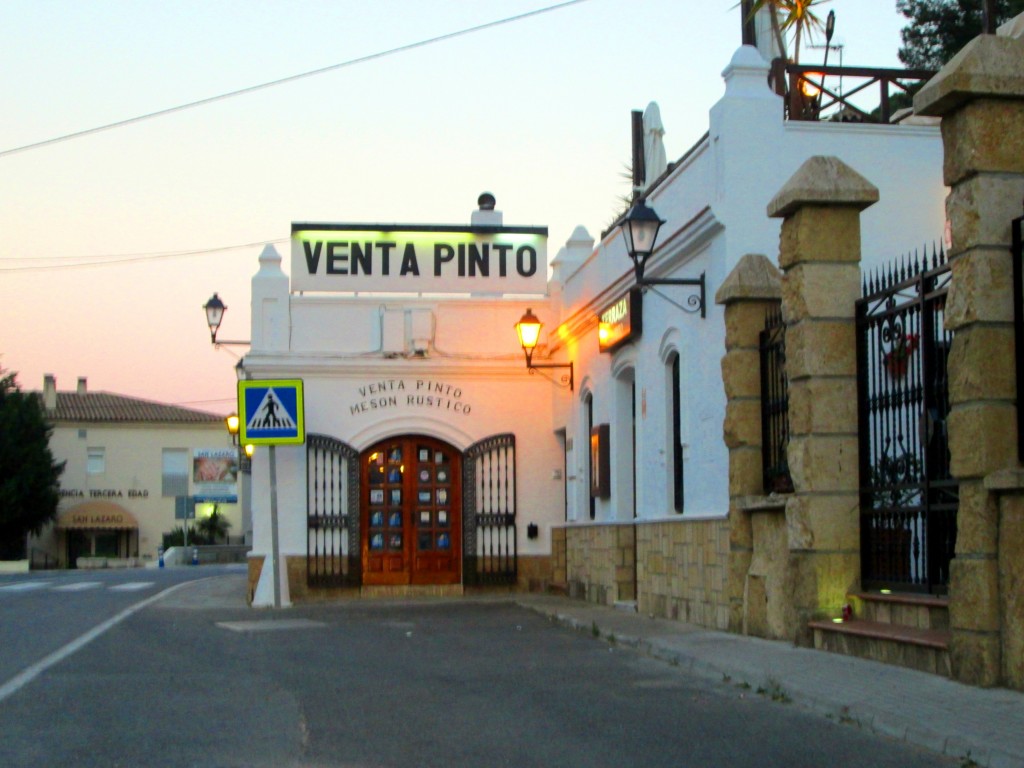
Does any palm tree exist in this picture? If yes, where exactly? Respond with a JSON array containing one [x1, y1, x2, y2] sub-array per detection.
[[195, 506, 232, 544], [742, 0, 830, 63]]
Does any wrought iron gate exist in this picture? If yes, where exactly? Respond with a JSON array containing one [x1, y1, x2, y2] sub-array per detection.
[[463, 434, 517, 586], [856, 248, 957, 594], [307, 434, 360, 588]]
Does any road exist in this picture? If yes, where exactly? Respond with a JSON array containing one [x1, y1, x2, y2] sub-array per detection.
[[0, 571, 955, 767]]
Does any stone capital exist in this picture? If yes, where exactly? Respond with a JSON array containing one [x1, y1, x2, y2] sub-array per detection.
[[767, 156, 879, 219], [915, 34, 1024, 117], [716, 253, 782, 305]]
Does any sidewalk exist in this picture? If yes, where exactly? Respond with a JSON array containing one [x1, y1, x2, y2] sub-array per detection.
[[514, 594, 1024, 768]]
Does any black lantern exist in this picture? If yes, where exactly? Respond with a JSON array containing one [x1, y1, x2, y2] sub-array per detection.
[[618, 199, 706, 319], [202, 293, 250, 346], [620, 199, 665, 283], [204, 293, 226, 343]]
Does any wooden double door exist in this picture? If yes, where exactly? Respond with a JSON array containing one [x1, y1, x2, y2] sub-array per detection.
[[361, 436, 462, 585]]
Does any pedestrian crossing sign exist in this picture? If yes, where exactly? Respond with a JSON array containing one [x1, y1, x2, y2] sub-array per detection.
[[238, 379, 305, 445]]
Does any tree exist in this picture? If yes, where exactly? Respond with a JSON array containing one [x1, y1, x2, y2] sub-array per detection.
[[898, 0, 1024, 69], [0, 370, 64, 559]]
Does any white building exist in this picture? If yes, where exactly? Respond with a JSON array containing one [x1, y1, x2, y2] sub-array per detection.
[[241, 46, 945, 611]]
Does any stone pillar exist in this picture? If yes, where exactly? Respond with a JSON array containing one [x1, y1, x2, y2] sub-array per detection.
[[915, 33, 1024, 687], [767, 156, 879, 644], [716, 253, 782, 634]]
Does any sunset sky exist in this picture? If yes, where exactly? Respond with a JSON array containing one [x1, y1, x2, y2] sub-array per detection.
[[1, 1, 908, 414]]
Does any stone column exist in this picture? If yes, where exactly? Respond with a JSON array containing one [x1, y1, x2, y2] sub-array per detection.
[[915, 33, 1024, 687], [767, 156, 878, 644], [716, 253, 782, 634]]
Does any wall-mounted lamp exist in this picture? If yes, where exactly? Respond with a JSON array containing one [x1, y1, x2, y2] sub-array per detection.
[[225, 411, 255, 473], [527, 523, 539, 540], [515, 308, 574, 391], [619, 200, 706, 318], [203, 293, 251, 346]]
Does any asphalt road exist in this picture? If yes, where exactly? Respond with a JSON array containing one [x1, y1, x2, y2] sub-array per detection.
[[0, 573, 955, 768]]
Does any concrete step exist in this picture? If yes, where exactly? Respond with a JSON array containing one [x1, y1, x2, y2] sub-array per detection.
[[809, 618, 951, 678], [855, 591, 949, 631]]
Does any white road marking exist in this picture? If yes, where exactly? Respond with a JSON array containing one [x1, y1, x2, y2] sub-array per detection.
[[108, 582, 155, 592], [0, 581, 50, 592], [0, 578, 211, 704], [216, 619, 326, 633], [52, 582, 101, 592]]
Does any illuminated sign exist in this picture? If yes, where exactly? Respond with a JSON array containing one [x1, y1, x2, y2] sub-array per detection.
[[291, 223, 548, 294], [598, 289, 642, 353]]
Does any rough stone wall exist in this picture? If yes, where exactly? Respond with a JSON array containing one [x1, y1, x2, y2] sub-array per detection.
[[715, 253, 787, 637], [916, 33, 1024, 688], [636, 518, 730, 629]]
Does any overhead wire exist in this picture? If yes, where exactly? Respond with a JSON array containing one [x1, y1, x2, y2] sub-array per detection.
[[0, 0, 591, 273], [0, 0, 591, 160], [0, 238, 290, 273]]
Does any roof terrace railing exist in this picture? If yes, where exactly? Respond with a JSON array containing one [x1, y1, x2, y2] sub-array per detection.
[[770, 60, 937, 124]]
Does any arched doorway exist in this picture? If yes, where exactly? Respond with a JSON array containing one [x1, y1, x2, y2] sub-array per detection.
[[360, 435, 462, 586]]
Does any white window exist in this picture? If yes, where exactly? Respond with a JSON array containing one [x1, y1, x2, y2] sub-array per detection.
[[162, 448, 189, 497], [86, 447, 105, 475]]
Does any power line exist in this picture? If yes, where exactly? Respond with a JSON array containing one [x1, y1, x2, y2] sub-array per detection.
[[0, 0, 591, 159], [0, 238, 289, 273]]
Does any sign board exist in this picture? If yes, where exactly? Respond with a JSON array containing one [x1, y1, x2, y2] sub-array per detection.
[[193, 448, 238, 499], [174, 496, 196, 520], [598, 289, 643, 353], [291, 223, 548, 295], [238, 380, 305, 445]]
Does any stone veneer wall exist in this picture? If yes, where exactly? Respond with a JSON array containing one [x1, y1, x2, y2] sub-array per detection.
[[916, 32, 1024, 688], [565, 524, 635, 605], [636, 518, 731, 629], [515, 555, 556, 592], [550, 526, 567, 587]]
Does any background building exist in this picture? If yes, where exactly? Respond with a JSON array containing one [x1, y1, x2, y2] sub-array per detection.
[[31, 375, 244, 568]]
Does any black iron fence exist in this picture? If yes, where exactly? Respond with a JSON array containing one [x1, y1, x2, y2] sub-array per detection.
[[759, 306, 793, 494], [856, 246, 957, 594]]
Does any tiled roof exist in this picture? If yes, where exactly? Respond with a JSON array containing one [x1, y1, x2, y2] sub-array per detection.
[[38, 391, 223, 424]]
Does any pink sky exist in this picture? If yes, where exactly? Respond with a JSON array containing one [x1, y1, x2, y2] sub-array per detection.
[[0, 1, 907, 414]]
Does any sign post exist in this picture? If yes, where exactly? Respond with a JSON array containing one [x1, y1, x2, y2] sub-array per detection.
[[238, 379, 305, 609], [174, 496, 196, 549]]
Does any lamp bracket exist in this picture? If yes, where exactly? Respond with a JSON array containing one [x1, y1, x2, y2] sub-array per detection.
[[636, 272, 706, 319], [526, 360, 574, 392], [210, 335, 251, 347]]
